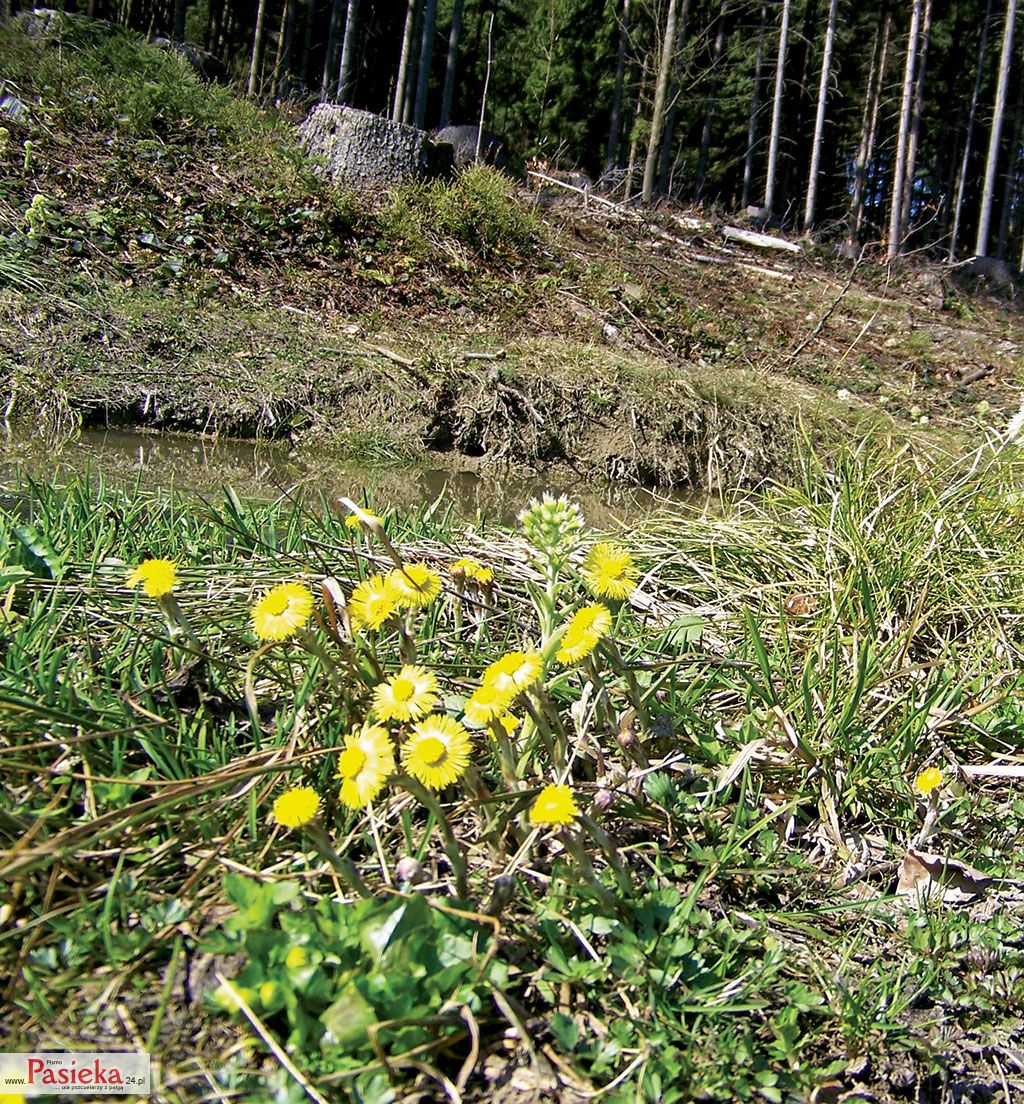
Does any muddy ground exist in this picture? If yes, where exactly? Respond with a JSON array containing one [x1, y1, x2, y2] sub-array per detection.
[[4, 201, 1022, 493]]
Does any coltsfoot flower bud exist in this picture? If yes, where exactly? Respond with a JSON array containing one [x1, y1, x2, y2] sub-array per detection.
[[519, 494, 585, 568]]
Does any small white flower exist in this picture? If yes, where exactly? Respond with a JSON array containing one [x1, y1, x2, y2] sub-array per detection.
[[836, 388, 851, 401]]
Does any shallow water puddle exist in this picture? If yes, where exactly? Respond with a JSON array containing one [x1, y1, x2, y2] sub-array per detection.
[[0, 428, 702, 526]]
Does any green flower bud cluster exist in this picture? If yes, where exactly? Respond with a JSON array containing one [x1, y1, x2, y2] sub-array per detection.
[[519, 493, 585, 570]]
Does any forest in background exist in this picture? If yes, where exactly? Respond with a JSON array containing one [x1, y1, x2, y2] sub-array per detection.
[[4, 0, 1023, 268]]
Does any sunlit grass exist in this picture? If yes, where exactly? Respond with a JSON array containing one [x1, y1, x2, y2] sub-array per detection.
[[3, 440, 1024, 1101]]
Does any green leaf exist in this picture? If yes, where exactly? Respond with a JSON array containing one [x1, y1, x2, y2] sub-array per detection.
[[223, 874, 294, 930], [360, 895, 429, 963], [664, 614, 704, 646], [320, 981, 378, 1051], [12, 524, 62, 579], [549, 1011, 579, 1053]]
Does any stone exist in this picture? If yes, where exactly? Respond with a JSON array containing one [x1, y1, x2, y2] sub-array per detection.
[[299, 104, 453, 193], [432, 124, 509, 171], [149, 37, 225, 82]]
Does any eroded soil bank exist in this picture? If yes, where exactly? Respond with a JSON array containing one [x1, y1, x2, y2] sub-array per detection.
[[7, 253, 1020, 495]]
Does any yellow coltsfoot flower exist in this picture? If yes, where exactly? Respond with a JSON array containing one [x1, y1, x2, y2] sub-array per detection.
[[580, 542, 638, 600], [127, 558, 178, 598], [449, 558, 494, 586], [344, 508, 383, 533], [483, 649, 543, 696], [337, 725, 395, 809], [463, 680, 517, 727], [529, 783, 579, 827], [497, 714, 519, 736], [388, 563, 442, 610], [349, 572, 400, 631], [403, 714, 472, 789], [914, 767, 943, 796], [557, 603, 612, 664], [252, 582, 313, 642], [272, 786, 321, 829], [373, 665, 439, 722]]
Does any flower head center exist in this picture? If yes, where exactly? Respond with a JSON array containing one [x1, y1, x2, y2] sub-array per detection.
[[391, 677, 415, 701], [418, 736, 447, 766], [339, 747, 367, 779], [264, 592, 289, 616]]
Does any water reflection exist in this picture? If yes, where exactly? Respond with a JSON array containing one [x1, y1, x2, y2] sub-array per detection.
[[0, 428, 703, 527]]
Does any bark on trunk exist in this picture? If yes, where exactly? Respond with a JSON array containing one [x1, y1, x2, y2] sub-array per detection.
[[851, 14, 890, 237], [412, 0, 437, 129], [393, 0, 418, 122], [948, 0, 992, 259], [976, 0, 1018, 257], [605, 0, 632, 173], [438, 0, 463, 129], [172, 0, 186, 40], [997, 72, 1024, 256], [693, 0, 728, 202], [886, 0, 922, 259], [764, 0, 792, 215], [321, 0, 343, 99], [741, 3, 768, 211], [247, 0, 271, 97], [274, 0, 297, 95], [900, 0, 933, 241], [336, 0, 360, 103], [641, 0, 680, 202], [623, 53, 649, 201], [656, 0, 692, 194], [803, 0, 838, 230], [298, 0, 315, 87]]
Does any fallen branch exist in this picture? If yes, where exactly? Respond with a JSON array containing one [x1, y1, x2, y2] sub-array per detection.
[[462, 349, 507, 361], [736, 263, 795, 282], [722, 226, 802, 254]]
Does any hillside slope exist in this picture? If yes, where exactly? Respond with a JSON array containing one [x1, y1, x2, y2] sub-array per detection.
[[1, 17, 1022, 489]]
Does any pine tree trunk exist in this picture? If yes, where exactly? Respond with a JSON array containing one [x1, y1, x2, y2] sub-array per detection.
[[997, 73, 1024, 256], [275, 0, 298, 95], [976, 0, 1018, 257], [948, 0, 992, 259], [851, 14, 890, 237], [336, 0, 360, 103], [393, 0, 418, 122], [656, 0, 692, 194], [438, 0, 463, 128], [693, 0, 728, 202], [321, 0, 344, 99], [203, 0, 220, 49], [624, 53, 649, 200], [605, 0, 632, 173], [900, 0, 933, 241], [172, 0, 186, 39], [299, 0, 315, 87], [803, 0, 838, 230], [741, 2, 768, 211], [764, 0, 792, 215], [412, 0, 437, 129], [641, 0, 680, 202], [886, 0, 922, 259], [247, 0, 272, 97], [271, 0, 288, 92]]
